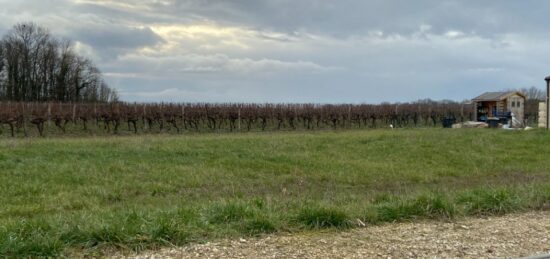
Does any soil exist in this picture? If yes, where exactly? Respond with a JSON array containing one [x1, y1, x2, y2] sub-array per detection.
[[122, 211, 550, 258]]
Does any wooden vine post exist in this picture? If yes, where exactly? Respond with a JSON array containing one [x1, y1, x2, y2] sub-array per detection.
[[143, 104, 148, 130], [238, 106, 241, 131], [22, 102, 28, 137], [47, 103, 52, 127]]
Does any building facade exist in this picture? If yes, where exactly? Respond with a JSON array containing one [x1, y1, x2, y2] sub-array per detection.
[[472, 91, 526, 127]]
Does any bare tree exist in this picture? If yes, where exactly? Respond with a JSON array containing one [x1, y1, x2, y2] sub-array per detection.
[[519, 86, 545, 101], [0, 22, 116, 102], [0, 42, 5, 97]]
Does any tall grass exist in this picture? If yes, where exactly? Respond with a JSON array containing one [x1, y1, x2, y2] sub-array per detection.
[[0, 129, 549, 256]]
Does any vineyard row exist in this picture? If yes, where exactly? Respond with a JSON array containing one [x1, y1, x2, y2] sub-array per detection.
[[0, 101, 480, 136]]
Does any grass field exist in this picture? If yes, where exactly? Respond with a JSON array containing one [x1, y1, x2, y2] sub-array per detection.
[[1, 129, 549, 257]]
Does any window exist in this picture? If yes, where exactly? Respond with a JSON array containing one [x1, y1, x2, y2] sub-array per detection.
[[511, 101, 515, 107], [517, 101, 521, 108]]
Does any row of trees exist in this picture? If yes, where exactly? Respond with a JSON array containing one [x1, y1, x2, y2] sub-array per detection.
[[0, 23, 117, 102], [1, 101, 479, 137]]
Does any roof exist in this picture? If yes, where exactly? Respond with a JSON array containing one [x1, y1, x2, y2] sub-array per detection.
[[472, 91, 526, 101]]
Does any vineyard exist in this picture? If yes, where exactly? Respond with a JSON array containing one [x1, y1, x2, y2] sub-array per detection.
[[0, 101, 484, 136]]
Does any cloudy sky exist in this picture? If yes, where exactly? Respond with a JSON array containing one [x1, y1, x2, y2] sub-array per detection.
[[1, 0, 549, 103]]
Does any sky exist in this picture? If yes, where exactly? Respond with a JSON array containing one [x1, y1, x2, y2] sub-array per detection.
[[0, 0, 549, 103]]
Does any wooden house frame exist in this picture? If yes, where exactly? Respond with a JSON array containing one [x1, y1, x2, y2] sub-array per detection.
[[472, 91, 526, 124]]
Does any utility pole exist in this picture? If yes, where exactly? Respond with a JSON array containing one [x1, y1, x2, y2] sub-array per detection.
[[546, 76, 550, 130]]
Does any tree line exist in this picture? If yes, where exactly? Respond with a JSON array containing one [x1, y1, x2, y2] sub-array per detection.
[[0, 23, 117, 102]]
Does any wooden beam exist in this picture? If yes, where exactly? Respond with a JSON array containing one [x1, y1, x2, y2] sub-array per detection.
[[547, 77, 550, 129]]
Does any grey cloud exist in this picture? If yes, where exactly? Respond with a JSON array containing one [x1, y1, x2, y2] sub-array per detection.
[[2, 0, 550, 103], [122, 0, 550, 38], [105, 53, 340, 79], [72, 25, 163, 50]]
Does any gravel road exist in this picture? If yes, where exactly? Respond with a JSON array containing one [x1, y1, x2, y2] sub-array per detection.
[[124, 211, 549, 259]]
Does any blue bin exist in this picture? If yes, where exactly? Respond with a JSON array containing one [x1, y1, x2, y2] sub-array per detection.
[[487, 119, 500, 128]]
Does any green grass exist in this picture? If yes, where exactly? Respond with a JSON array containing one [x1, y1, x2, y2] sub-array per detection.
[[296, 205, 350, 229], [0, 128, 549, 256]]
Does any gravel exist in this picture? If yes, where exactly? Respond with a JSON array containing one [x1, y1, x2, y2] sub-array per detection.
[[121, 211, 549, 259]]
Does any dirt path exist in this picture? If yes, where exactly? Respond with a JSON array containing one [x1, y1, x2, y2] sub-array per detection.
[[126, 211, 549, 258]]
